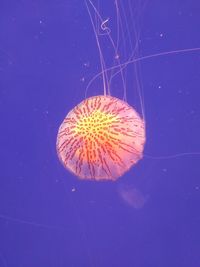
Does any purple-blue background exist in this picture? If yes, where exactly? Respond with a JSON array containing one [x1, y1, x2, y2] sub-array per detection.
[[1, 1, 200, 266]]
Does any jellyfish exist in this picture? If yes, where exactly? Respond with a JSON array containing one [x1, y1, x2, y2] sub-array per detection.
[[56, 1, 148, 180], [118, 184, 148, 209], [56, 0, 200, 180], [56, 95, 145, 180]]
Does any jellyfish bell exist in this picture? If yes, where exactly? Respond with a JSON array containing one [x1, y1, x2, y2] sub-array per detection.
[[118, 184, 149, 209], [56, 95, 145, 180]]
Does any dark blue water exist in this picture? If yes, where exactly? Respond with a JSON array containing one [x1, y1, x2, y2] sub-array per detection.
[[1, 1, 200, 266]]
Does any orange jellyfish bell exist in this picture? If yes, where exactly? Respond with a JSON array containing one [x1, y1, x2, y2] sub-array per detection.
[[56, 95, 145, 181]]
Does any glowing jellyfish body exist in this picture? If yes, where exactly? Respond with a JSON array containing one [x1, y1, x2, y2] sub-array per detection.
[[56, 95, 145, 180]]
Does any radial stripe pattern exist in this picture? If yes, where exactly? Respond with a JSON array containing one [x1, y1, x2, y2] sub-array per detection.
[[56, 95, 145, 180]]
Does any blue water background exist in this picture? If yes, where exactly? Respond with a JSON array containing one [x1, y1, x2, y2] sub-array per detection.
[[0, 1, 200, 266]]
